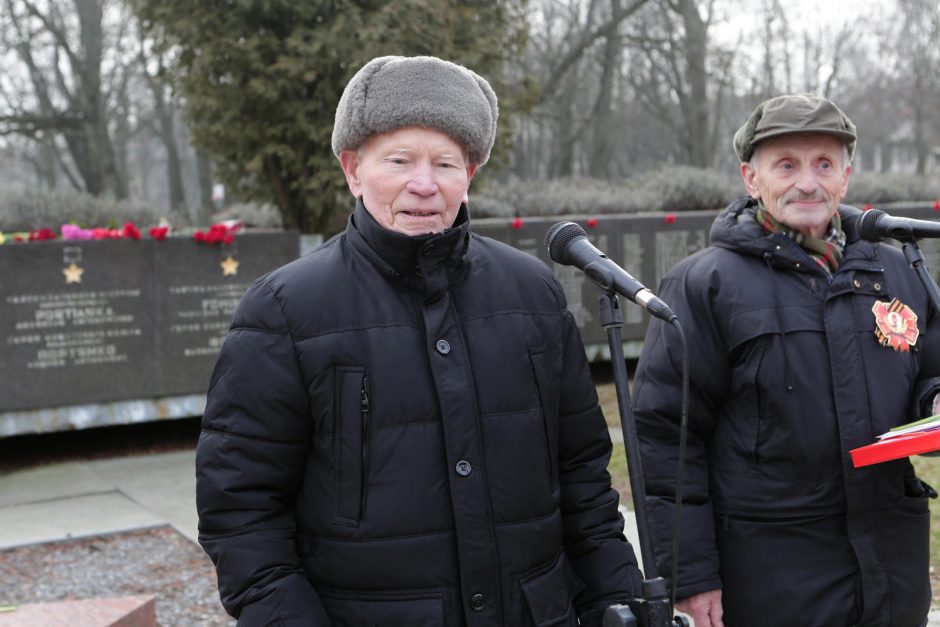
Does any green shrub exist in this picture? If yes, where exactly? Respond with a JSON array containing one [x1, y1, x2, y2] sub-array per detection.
[[0, 189, 183, 232], [473, 167, 940, 219], [473, 166, 740, 218], [845, 172, 940, 206]]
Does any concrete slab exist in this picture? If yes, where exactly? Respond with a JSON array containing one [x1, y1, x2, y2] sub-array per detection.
[[0, 491, 162, 549], [0, 462, 110, 508], [83, 450, 198, 542]]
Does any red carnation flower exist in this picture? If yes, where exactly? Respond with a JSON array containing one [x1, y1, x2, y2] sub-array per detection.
[[511, 217, 523, 229], [933, 200, 940, 212], [586, 218, 598, 228], [122, 222, 141, 240], [664, 214, 676, 224], [149, 226, 169, 240], [863, 203, 874, 212]]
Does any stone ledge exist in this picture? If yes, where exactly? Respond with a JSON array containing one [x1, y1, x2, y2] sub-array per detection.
[[0, 595, 155, 626]]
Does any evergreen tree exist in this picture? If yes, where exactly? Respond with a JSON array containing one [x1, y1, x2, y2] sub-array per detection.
[[135, 0, 528, 234]]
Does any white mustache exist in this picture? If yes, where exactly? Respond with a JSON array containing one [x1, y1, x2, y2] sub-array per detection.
[[781, 190, 828, 205]]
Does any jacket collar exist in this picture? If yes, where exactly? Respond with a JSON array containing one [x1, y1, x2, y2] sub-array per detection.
[[347, 197, 471, 296]]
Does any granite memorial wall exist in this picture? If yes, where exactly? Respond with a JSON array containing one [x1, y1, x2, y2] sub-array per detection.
[[4, 203, 940, 434], [1, 232, 298, 415], [473, 203, 940, 357]]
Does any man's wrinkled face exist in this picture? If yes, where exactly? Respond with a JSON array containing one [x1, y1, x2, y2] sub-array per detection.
[[339, 127, 477, 237], [741, 133, 851, 239]]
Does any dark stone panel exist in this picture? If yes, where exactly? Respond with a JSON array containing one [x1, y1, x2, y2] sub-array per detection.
[[0, 232, 299, 412], [472, 213, 714, 345], [1, 239, 156, 411], [154, 232, 298, 396]]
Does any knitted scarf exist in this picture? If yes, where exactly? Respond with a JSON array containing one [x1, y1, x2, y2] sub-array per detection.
[[755, 206, 846, 275]]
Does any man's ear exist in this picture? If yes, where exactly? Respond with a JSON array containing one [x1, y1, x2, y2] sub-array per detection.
[[839, 165, 852, 200], [740, 162, 761, 200], [339, 151, 362, 197], [463, 163, 479, 204]]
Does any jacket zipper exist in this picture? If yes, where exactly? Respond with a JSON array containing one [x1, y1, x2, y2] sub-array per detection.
[[360, 375, 370, 519]]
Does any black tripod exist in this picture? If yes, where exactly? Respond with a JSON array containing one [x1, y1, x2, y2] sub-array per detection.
[[596, 292, 689, 627]]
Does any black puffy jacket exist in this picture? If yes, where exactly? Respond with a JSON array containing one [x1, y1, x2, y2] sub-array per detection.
[[197, 200, 641, 626], [633, 198, 940, 626]]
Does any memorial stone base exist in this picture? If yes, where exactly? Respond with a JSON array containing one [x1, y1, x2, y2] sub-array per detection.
[[0, 595, 155, 627]]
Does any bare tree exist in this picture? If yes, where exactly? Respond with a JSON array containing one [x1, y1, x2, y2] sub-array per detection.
[[0, 0, 128, 198], [896, 0, 939, 175], [136, 29, 185, 212], [623, 0, 730, 168]]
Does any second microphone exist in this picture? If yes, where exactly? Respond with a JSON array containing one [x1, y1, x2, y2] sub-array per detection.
[[544, 221, 678, 323]]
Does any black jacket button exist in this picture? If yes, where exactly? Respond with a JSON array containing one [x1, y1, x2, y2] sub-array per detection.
[[436, 339, 451, 355], [470, 593, 485, 611], [456, 460, 472, 476]]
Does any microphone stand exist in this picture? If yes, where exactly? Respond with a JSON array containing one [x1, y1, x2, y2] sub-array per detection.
[[597, 291, 688, 627], [901, 240, 940, 316]]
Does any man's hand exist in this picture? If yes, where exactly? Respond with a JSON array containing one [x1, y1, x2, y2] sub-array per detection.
[[676, 589, 724, 627]]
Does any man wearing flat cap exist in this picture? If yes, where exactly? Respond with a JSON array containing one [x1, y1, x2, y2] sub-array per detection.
[[633, 93, 940, 626], [196, 55, 642, 626]]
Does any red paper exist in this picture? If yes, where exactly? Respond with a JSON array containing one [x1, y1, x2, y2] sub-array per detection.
[[850, 429, 940, 468]]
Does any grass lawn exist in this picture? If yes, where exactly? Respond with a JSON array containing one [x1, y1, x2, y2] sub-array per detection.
[[596, 377, 940, 606]]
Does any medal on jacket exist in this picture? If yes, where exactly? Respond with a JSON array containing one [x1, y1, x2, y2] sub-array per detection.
[[872, 298, 919, 352]]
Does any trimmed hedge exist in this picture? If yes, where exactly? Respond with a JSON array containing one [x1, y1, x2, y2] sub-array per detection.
[[0, 189, 180, 232], [473, 167, 940, 218], [3, 168, 939, 232]]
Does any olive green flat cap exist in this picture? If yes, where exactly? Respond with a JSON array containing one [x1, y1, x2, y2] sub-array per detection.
[[733, 94, 857, 162]]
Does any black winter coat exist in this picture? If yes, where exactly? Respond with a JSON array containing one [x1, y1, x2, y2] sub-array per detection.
[[197, 200, 641, 627], [633, 198, 940, 627]]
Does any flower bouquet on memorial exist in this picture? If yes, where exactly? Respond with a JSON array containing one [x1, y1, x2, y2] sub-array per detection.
[[0, 218, 248, 246], [192, 220, 243, 245]]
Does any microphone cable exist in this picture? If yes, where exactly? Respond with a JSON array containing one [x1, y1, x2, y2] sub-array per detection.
[[666, 317, 690, 613]]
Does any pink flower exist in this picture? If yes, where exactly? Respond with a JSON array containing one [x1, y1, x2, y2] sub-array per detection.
[[61, 224, 93, 240]]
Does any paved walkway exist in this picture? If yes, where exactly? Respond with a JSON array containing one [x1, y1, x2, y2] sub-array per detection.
[[1, 448, 939, 626], [0, 450, 198, 549]]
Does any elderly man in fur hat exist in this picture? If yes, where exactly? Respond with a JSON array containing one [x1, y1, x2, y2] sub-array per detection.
[[633, 93, 940, 627], [196, 56, 642, 626]]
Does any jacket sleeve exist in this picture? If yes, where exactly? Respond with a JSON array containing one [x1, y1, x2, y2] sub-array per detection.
[[555, 306, 644, 621], [196, 279, 330, 626], [632, 263, 729, 600], [912, 297, 940, 418]]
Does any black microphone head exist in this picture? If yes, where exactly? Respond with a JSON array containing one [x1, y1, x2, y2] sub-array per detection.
[[545, 221, 587, 264], [856, 208, 886, 242]]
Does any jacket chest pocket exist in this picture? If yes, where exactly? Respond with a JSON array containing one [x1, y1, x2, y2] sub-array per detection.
[[333, 366, 370, 527], [528, 347, 560, 485]]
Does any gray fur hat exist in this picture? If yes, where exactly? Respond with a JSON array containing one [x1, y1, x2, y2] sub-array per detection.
[[332, 55, 498, 165]]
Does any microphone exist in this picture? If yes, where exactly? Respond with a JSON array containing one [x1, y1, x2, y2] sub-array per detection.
[[545, 221, 677, 322], [856, 208, 940, 242]]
